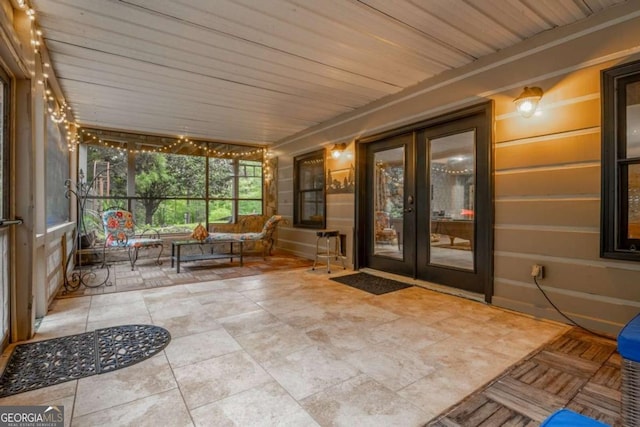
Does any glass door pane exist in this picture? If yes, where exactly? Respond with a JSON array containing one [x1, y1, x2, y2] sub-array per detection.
[[373, 147, 403, 259], [429, 131, 475, 270]]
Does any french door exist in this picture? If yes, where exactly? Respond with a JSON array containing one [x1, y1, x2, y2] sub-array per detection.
[[357, 104, 493, 300], [362, 132, 415, 276]]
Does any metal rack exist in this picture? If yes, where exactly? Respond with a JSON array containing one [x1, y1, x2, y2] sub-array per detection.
[[63, 170, 111, 292], [312, 230, 346, 274]]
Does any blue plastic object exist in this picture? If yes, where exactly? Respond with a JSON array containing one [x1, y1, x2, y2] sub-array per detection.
[[618, 313, 640, 363], [540, 409, 609, 426]]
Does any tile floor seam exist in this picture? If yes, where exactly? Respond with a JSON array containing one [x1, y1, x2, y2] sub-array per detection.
[[8, 263, 579, 425], [72, 384, 183, 421], [163, 350, 197, 427]]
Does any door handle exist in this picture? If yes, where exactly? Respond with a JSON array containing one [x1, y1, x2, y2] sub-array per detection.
[[403, 208, 413, 213], [0, 218, 23, 228]]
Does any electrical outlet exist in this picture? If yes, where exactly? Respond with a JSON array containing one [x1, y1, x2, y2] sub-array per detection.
[[531, 264, 544, 279]]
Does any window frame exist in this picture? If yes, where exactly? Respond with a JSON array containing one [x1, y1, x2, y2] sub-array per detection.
[[81, 140, 265, 230], [293, 149, 326, 229], [0, 66, 9, 222], [601, 59, 640, 261]]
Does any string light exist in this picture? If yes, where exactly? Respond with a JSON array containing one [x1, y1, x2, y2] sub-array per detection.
[[431, 166, 472, 175], [76, 128, 266, 158], [21, 2, 269, 161], [21, 0, 78, 146]]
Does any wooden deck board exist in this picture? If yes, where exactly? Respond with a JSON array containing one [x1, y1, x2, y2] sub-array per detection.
[[533, 350, 601, 377], [477, 407, 517, 427], [486, 377, 566, 421], [426, 328, 622, 427], [447, 395, 491, 422]]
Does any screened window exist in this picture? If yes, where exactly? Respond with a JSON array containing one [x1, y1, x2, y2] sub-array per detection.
[[238, 160, 263, 215], [45, 116, 70, 226], [294, 149, 325, 228], [0, 70, 7, 221], [78, 130, 264, 232], [602, 59, 640, 260]]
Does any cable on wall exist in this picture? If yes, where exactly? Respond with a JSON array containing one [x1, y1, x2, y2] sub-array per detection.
[[533, 276, 614, 340]]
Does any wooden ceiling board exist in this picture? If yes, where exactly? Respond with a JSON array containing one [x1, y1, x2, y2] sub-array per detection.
[[359, 0, 497, 57], [468, 0, 554, 39], [522, 0, 589, 26], [44, 39, 379, 113], [119, 0, 432, 85], [55, 65, 349, 123], [46, 45, 379, 110], [62, 85, 321, 128], [582, 0, 627, 11], [38, 0, 402, 92], [409, 1, 525, 50], [30, 0, 629, 144], [75, 106, 293, 143]]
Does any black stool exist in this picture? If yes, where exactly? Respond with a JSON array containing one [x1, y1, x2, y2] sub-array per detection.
[[312, 230, 346, 273]]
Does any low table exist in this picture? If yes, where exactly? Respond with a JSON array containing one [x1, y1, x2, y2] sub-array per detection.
[[171, 239, 243, 273]]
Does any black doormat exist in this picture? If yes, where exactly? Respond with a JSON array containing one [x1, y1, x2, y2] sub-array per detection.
[[0, 324, 171, 398], [331, 272, 413, 295]]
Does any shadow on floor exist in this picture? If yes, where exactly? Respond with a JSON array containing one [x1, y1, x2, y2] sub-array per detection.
[[60, 252, 315, 298]]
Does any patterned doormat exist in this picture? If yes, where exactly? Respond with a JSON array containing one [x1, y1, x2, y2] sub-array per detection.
[[0, 324, 171, 398], [331, 272, 413, 295]]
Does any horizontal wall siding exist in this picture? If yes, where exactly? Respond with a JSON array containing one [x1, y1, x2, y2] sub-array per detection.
[[494, 253, 640, 301], [495, 130, 600, 170], [496, 97, 600, 143], [275, 7, 640, 334], [496, 165, 600, 197], [492, 280, 639, 335], [275, 154, 354, 266], [495, 228, 599, 260], [491, 50, 639, 333], [495, 199, 600, 228]]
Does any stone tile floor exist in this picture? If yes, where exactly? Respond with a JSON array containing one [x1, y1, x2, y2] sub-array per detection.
[[1, 266, 572, 426], [59, 253, 315, 297]]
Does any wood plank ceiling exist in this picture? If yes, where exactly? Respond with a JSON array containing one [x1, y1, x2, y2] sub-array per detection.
[[31, 0, 627, 145]]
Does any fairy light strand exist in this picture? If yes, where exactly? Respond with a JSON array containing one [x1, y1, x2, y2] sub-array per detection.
[[20, 1, 271, 163], [77, 128, 268, 159]]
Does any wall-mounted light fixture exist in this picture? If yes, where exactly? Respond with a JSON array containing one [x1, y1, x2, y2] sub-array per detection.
[[514, 86, 543, 118], [330, 143, 347, 159]]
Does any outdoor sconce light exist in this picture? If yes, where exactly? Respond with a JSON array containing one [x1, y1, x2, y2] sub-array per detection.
[[330, 143, 347, 159], [514, 86, 543, 118]]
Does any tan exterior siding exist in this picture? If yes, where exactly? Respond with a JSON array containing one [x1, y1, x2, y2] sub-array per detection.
[[276, 152, 355, 266], [495, 130, 600, 170], [274, 4, 640, 333], [495, 228, 599, 260], [495, 199, 600, 228], [496, 165, 600, 197], [496, 98, 601, 143]]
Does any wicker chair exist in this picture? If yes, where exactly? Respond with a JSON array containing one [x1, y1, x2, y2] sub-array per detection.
[[375, 211, 398, 247]]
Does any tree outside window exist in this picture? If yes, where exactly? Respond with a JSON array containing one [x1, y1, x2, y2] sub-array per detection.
[[79, 134, 264, 233]]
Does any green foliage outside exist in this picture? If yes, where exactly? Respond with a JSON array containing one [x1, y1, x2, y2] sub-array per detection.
[[83, 146, 263, 235]]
